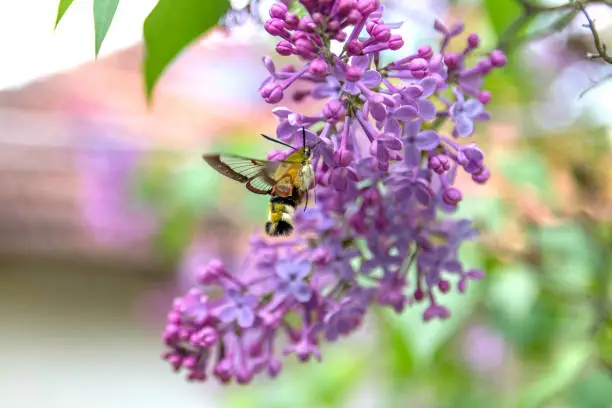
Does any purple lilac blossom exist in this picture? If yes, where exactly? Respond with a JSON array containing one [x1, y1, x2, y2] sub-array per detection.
[[162, 0, 506, 384]]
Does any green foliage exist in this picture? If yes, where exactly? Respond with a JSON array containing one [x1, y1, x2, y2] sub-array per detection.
[[55, 0, 75, 28], [93, 0, 120, 56], [568, 368, 612, 408], [516, 342, 593, 408], [142, 0, 230, 101], [227, 347, 368, 408]]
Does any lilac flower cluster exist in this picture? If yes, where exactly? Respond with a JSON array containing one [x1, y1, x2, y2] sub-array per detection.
[[162, 0, 506, 384]]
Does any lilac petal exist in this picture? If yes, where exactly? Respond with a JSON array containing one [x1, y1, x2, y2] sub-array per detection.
[[277, 121, 298, 140], [380, 134, 403, 150], [443, 260, 463, 273], [415, 130, 440, 150], [405, 119, 421, 137], [452, 86, 464, 103], [275, 260, 294, 280], [272, 107, 293, 119], [420, 77, 437, 97], [414, 182, 432, 206], [292, 282, 312, 303], [393, 105, 418, 121], [370, 103, 387, 121], [217, 305, 236, 323], [462, 99, 483, 117], [262, 56, 276, 76], [293, 261, 311, 279], [311, 84, 335, 99], [331, 61, 346, 80], [417, 99, 437, 121], [370, 140, 389, 162], [456, 114, 474, 137], [236, 307, 255, 328], [473, 111, 491, 121], [384, 118, 402, 137], [362, 70, 382, 87], [343, 82, 360, 95], [242, 293, 259, 308], [404, 145, 420, 166], [402, 85, 423, 100], [351, 55, 370, 70], [226, 287, 240, 300]]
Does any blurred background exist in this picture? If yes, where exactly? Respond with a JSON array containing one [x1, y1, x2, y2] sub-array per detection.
[[0, 0, 611, 407]]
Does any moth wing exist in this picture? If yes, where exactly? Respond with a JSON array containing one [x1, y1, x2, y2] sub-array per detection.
[[202, 153, 294, 195]]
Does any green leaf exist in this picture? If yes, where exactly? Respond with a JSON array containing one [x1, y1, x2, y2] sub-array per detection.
[[55, 0, 75, 28], [93, 0, 120, 56], [143, 0, 230, 101], [517, 342, 593, 408], [569, 368, 612, 408], [482, 0, 522, 39]]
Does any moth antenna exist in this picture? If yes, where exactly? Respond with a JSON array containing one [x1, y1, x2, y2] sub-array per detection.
[[302, 127, 306, 149], [260, 133, 297, 150]]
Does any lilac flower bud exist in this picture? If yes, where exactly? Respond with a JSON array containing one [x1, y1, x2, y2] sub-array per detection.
[[191, 327, 218, 348], [438, 279, 451, 293], [337, 0, 356, 16], [346, 9, 363, 25], [236, 367, 254, 384], [276, 40, 293, 56], [335, 31, 347, 41], [284, 13, 299, 29], [334, 146, 354, 166], [269, 2, 288, 19], [418, 45, 433, 59], [434, 19, 449, 35], [358, 0, 379, 16], [444, 52, 458, 69], [443, 187, 463, 206], [213, 360, 233, 383], [477, 59, 493, 75], [489, 49, 507, 67], [328, 20, 341, 33], [323, 99, 345, 123], [312, 12, 324, 25], [449, 20, 465, 36], [413, 288, 425, 302], [197, 259, 225, 284], [467, 33, 480, 48], [408, 58, 427, 72], [312, 247, 332, 266], [423, 303, 450, 321], [260, 82, 284, 103], [477, 91, 491, 105], [345, 65, 362, 81], [388, 35, 404, 51], [264, 18, 286, 36], [429, 154, 451, 174], [345, 40, 363, 56], [267, 359, 282, 378], [472, 166, 490, 184], [309, 58, 328, 77], [294, 38, 315, 57], [298, 16, 316, 32], [371, 23, 391, 42]]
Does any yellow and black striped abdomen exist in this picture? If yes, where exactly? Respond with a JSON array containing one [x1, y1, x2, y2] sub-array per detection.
[[265, 195, 298, 236]]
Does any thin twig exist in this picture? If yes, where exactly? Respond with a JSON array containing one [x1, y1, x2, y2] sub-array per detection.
[[574, 0, 612, 63]]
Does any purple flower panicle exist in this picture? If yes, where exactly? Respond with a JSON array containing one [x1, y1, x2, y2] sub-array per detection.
[[163, 0, 506, 384]]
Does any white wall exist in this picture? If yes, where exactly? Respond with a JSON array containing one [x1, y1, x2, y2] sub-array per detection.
[[0, 265, 222, 408]]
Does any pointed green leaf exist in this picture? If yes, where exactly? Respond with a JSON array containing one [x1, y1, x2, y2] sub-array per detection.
[[93, 0, 120, 56], [143, 0, 230, 101], [55, 0, 75, 28]]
